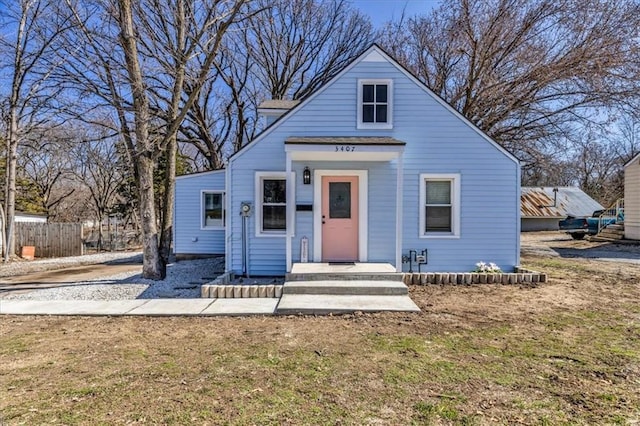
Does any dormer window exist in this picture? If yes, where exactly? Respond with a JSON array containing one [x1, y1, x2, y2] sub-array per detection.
[[357, 79, 393, 129]]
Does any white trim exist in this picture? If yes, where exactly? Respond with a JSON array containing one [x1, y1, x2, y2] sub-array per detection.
[[357, 79, 393, 130], [254, 171, 295, 238], [313, 170, 368, 262], [395, 157, 404, 272], [515, 165, 521, 266], [362, 50, 386, 62], [286, 154, 294, 272], [224, 166, 231, 272], [176, 169, 225, 180], [285, 142, 403, 162], [419, 173, 461, 239], [624, 151, 640, 169], [200, 190, 225, 230]]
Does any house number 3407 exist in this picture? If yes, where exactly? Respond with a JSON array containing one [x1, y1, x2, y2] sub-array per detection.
[[335, 145, 356, 152]]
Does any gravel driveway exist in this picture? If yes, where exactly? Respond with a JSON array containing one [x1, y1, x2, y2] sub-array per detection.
[[0, 252, 225, 300], [521, 231, 640, 264]]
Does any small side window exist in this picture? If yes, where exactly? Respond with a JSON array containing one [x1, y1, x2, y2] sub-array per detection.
[[255, 171, 292, 237], [262, 178, 286, 231], [419, 174, 460, 238], [202, 191, 225, 229]]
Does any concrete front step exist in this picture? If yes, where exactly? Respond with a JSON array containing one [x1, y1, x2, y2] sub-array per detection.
[[276, 294, 420, 315], [286, 273, 405, 282], [283, 280, 408, 295], [287, 262, 403, 282]]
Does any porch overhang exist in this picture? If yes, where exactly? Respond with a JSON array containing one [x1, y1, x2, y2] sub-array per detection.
[[283, 136, 405, 274], [284, 136, 405, 161]]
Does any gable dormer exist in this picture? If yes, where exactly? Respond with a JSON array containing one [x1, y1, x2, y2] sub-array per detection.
[[257, 99, 300, 126]]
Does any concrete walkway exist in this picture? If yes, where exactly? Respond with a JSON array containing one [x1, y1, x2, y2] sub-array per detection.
[[0, 295, 420, 316], [0, 298, 280, 316]]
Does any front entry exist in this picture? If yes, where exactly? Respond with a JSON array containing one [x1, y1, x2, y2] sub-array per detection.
[[321, 176, 359, 262]]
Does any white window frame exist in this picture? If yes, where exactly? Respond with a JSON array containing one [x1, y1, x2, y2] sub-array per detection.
[[201, 190, 225, 230], [255, 171, 294, 237], [357, 79, 393, 130], [419, 174, 461, 238]]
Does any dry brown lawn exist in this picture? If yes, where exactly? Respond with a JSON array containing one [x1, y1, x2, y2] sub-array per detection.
[[1, 238, 639, 425]]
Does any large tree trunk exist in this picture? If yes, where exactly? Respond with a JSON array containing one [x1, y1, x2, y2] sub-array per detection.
[[159, 136, 176, 265], [158, 0, 185, 265], [117, 0, 164, 279], [137, 153, 165, 279]]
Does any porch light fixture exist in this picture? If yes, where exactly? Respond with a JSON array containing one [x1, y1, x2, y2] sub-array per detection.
[[303, 166, 311, 185]]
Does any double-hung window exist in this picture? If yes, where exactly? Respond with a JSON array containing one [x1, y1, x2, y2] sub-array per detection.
[[419, 174, 460, 238], [256, 172, 292, 236], [202, 191, 225, 229], [358, 79, 393, 129]]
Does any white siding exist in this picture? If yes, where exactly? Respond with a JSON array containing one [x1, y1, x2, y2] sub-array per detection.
[[625, 161, 640, 240], [174, 171, 226, 255], [228, 50, 519, 275]]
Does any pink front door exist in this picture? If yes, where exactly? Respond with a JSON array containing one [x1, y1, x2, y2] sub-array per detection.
[[321, 176, 359, 262]]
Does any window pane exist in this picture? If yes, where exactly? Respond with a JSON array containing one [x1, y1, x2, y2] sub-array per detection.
[[426, 181, 451, 204], [376, 84, 387, 103], [426, 206, 452, 232], [329, 182, 351, 218], [362, 104, 374, 122], [376, 105, 387, 123], [263, 205, 286, 230], [363, 84, 374, 102], [204, 193, 223, 227], [263, 179, 286, 203]]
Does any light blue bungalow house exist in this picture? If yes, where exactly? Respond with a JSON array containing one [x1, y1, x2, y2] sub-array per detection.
[[174, 44, 521, 275]]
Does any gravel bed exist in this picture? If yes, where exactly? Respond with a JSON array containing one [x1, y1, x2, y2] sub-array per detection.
[[0, 251, 144, 278], [2, 255, 225, 301]]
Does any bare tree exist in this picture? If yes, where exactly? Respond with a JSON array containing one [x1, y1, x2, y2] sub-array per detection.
[[0, 0, 72, 260], [176, 0, 374, 170], [60, 0, 248, 278], [247, 0, 374, 100], [17, 127, 76, 218], [380, 0, 640, 170], [71, 133, 127, 250]]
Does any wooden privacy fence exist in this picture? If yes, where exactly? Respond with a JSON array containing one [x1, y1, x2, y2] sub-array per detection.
[[14, 223, 83, 258]]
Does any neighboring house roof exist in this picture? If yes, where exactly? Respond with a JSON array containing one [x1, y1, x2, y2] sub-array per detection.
[[521, 187, 603, 219], [624, 152, 640, 168], [230, 43, 519, 165], [15, 212, 48, 222]]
